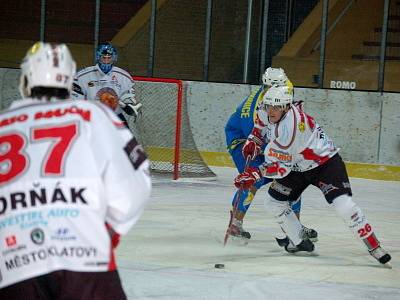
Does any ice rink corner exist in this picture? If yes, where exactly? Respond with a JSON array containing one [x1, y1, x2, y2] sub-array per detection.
[[117, 166, 400, 300]]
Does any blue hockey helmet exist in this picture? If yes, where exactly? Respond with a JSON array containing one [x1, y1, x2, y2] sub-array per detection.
[[96, 42, 118, 74]]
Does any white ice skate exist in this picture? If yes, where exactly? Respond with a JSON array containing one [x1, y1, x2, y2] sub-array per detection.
[[369, 246, 392, 268], [276, 226, 318, 248], [300, 226, 318, 242]]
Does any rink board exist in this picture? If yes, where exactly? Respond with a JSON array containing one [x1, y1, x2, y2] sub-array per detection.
[[201, 151, 400, 181]]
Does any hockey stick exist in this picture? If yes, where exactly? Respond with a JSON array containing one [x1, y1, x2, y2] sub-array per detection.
[[223, 155, 251, 246]]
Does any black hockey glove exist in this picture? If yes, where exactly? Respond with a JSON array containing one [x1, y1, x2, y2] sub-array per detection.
[[119, 101, 142, 122]]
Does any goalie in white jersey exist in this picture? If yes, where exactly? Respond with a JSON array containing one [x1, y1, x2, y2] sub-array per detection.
[[234, 85, 391, 266], [72, 42, 142, 127], [0, 42, 151, 299]]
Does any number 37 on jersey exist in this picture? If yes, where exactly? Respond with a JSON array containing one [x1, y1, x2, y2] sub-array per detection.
[[0, 122, 78, 185]]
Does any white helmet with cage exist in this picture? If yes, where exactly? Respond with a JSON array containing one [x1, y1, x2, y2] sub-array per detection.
[[262, 67, 288, 86], [262, 85, 293, 107], [19, 42, 76, 98]]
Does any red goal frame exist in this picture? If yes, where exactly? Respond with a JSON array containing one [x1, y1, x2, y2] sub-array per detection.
[[133, 76, 183, 180]]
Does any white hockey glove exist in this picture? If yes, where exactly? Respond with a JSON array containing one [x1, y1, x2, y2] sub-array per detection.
[[119, 93, 142, 122]]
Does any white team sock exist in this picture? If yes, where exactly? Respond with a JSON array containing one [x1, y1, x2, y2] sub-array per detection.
[[331, 194, 380, 251], [265, 195, 303, 245]]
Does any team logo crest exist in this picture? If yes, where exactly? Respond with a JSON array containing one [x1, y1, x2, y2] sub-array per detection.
[[31, 228, 45, 245], [5, 235, 17, 247], [51, 227, 76, 241], [96, 87, 119, 111], [298, 122, 305, 132], [267, 148, 292, 162], [318, 181, 339, 195]]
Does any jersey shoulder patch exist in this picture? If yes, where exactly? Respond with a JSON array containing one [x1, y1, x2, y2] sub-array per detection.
[[124, 137, 147, 170], [75, 66, 97, 79], [112, 67, 133, 82]]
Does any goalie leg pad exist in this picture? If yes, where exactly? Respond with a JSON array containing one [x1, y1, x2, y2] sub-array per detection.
[[264, 194, 303, 245], [331, 194, 380, 251]]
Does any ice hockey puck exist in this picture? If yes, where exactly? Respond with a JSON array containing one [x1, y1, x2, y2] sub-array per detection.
[[214, 263, 225, 269]]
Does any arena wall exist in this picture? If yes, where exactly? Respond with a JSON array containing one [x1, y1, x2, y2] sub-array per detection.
[[187, 81, 400, 180], [1, 68, 399, 180]]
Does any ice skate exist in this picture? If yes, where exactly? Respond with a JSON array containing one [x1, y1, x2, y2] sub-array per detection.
[[275, 236, 290, 247], [300, 226, 318, 242], [285, 239, 315, 254], [276, 225, 318, 247], [227, 218, 251, 241], [369, 246, 392, 268]]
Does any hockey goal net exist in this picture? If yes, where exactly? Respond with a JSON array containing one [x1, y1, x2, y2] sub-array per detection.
[[127, 76, 216, 180]]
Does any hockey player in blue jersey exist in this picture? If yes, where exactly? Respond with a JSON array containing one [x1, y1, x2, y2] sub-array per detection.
[[224, 67, 317, 245]]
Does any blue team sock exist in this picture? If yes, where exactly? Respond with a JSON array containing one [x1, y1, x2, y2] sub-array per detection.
[[232, 189, 255, 213], [291, 197, 302, 214]]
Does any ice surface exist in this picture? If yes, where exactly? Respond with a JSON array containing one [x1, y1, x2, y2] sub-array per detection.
[[116, 167, 400, 300]]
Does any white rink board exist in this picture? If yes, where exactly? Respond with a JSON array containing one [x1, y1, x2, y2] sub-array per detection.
[[0, 68, 19, 110], [380, 93, 400, 164], [116, 167, 400, 300], [186, 81, 400, 166], [1, 68, 400, 165]]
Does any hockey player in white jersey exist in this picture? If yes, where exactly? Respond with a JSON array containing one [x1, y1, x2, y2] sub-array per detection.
[[72, 42, 142, 127], [234, 85, 391, 266], [224, 67, 317, 246], [0, 42, 151, 299]]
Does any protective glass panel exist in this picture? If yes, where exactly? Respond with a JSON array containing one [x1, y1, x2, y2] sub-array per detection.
[[324, 0, 384, 91], [0, 1, 41, 68], [45, 1, 94, 44], [153, 0, 207, 80], [44, 1, 95, 69], [269, 0, 320, 88], [383, 0, 400, 92], [208, 0, 258, 83]]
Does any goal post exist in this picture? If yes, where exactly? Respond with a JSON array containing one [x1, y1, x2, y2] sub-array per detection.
[[127, 76, 216, 180]]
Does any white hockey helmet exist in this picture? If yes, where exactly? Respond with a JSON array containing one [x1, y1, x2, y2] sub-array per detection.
[[262, 67, 288, 86], [262, 85, 293, 107], [19, 42, 76, 98]]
